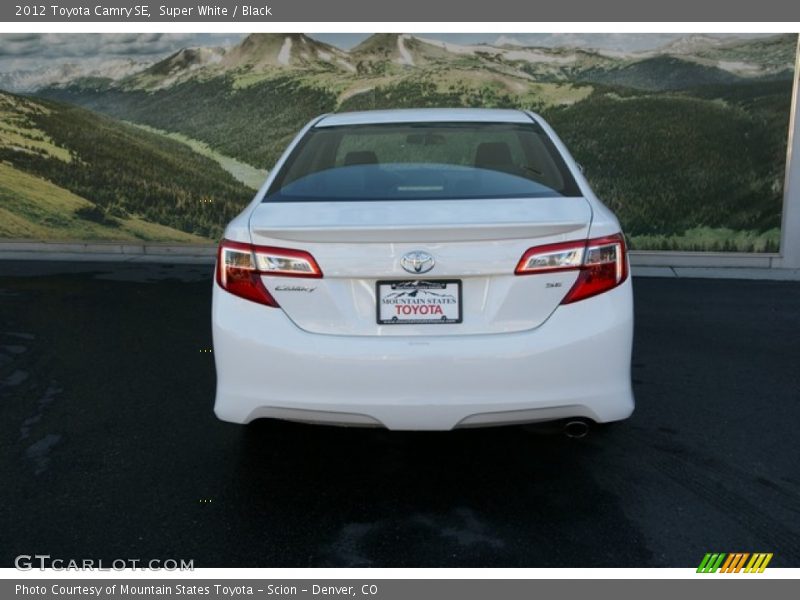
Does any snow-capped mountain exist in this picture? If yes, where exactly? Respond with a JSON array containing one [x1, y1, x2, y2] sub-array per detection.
[[0, 58, 150, 92]]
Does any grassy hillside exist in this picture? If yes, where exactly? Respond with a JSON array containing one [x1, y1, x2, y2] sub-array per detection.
[[47, 75, 338, 170], [0, 91, 253, 239], [691, 33, 798, 70], [546, 83, 790, 238], [576, 56, 742, 91], [127, 122, 267, 190], [0, 162, 206, 242]]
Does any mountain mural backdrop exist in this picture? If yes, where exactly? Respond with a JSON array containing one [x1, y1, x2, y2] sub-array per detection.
[[1, 33, 797, 250]]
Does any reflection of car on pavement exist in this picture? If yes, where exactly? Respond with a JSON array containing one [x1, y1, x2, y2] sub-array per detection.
[[212, 108, 634, 433]]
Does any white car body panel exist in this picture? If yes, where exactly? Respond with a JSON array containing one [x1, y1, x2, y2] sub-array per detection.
[[212, 278, 633, 430], [212, 108, 634, 430]]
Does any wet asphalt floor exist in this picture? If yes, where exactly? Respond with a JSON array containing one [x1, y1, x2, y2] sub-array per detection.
[[0, 260, 799, 568]]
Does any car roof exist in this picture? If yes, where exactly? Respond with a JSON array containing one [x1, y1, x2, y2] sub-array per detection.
[[315, 108, 534, 128]]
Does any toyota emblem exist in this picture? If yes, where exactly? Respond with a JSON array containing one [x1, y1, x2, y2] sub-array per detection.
[[400, 251, 435, 274]]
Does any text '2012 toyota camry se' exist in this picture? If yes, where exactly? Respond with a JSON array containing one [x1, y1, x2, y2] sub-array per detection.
[[212, 108, 634, 431]]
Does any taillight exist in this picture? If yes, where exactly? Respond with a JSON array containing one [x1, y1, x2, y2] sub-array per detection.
[[515, 240, 586, 275], [515, 233, 628, 304], [216, 239, 322, 307]]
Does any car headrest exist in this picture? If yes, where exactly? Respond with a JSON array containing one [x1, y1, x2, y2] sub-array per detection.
[[474, 142, 512, 168]]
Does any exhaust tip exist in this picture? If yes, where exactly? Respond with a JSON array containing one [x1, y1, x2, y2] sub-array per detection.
[[563, 419, 590, 439]]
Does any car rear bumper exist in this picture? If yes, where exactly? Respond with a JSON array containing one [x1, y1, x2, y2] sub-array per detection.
[[212, 278, 634, 431]]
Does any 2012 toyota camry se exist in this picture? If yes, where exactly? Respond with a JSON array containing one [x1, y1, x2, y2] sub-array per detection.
[[212, 108, 634, 432]]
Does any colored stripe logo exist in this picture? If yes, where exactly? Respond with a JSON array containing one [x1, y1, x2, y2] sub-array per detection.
[[697, 553, 773, 573]]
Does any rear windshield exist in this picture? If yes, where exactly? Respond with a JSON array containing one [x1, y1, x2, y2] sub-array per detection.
[[264, 121, 581, 202]]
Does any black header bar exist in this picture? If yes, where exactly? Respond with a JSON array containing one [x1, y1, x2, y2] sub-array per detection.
[[3, 0, 800, 23]]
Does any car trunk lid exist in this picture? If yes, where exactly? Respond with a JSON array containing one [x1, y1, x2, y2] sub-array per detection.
[[248, 197, 592, 336]]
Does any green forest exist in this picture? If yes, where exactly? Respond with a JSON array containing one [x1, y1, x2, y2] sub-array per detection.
[[0, 92, 253, 239], [46, 76, 338, 170]]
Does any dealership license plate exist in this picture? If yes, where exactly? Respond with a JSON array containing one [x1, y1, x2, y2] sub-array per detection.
[[376, 280, 462, 325]]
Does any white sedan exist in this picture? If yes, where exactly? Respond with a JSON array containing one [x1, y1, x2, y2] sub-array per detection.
[[212, 108, 634, 433]]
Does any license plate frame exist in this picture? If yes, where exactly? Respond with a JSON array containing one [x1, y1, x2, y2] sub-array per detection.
[[376, 279, 463, 325]]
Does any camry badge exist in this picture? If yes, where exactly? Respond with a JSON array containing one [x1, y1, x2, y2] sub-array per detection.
[[400, 251, 435, 274]]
